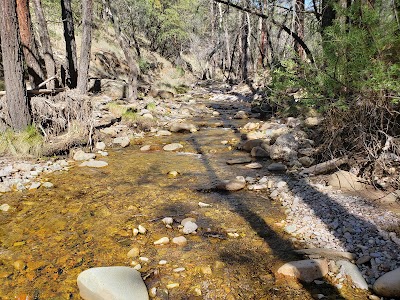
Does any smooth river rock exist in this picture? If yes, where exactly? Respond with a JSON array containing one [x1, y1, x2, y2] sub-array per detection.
[[337, 260, 368, 290], [373, 267, 400, 297], [277, 259, 328, 282], [163, 143, 183, 151], [77, 266, 149, 300], [73, 150, 96, 161]]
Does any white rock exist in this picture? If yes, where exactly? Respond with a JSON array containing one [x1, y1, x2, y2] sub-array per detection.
[[133, 264, 142, 270], [127, 247, 140, 258], [173, 267, 185, 273], [139, 257, 149, 263], [162, 217, 174, 225], [138, 225, 147, 234], [140, 145, 151, 151], [198, 202, 212, 207], [158, 260, 167, 265], [29, 182, 41, 190], [277, 259, 329, 283], [77, 267, 149, 300], [181, 218, 196, 226], [182, 221, 198, 234], [244, 162, 263, 169], [133, 228, 139, 236], [172, 236, 187, 246], [0, 204, 10, 211], [95, 142, 106, 151], [156, 130, 172, 136], [113, 136, 130, 148], [73, 150, 96, 161], [79, 160, 108, 168], [42, 182, 54, 188], [0, 183, 11, 193], [337, 260, 368, 290], [163, 143, 183, 151], [154, 237, 170, 245]]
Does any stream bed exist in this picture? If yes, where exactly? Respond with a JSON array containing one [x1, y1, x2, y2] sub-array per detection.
[[0, 100, 371, 299]]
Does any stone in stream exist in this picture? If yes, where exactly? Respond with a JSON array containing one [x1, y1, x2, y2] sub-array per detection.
[[0, 183, 11, 193], [226, 157, 252, 165], [267, 163, 287, 172], [245, 162, 263, 169], [79, 160, 109, 168], [217, 176, 246, 191], [0, 203, 10, 211], [73, 150, 96, 161], [182, 221, 198, 234], [169, 122, 197, 133], [172, 236, 188, 246], [163, 143, 183, 151], [233, 110, 248, 119], [113, 136, 130, 148], [95, 142, 106, 151], [373, 267, 400, 297], [250, 146, 269, 158], [77, 266, 149, 300], [277, 259, 329, 283], [240, 139, 263, 152], [337, 260, 368, 290], [156, 130, 172, 136]]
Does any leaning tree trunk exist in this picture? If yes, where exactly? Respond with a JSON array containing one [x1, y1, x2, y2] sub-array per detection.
[[0, 0, 32, 130], [103, 0, 138, 101], [77, 0, 93, 94], [16, 0, 45, 89], [61, 0, 78, 88], [32, 0, 56, 89]]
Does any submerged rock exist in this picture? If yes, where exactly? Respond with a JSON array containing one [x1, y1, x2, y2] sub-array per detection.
[[77, 266, 149, 300], [79, 160, 109, 168], [169, 122, 197, 133], [73, 150, 96, 161], [163, 143, 183, 151]]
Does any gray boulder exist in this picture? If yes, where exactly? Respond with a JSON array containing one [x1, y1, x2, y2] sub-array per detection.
[[373, 267, 400, 297]]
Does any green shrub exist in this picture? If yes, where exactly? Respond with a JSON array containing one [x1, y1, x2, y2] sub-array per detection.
[[0, 125, 43, 156]]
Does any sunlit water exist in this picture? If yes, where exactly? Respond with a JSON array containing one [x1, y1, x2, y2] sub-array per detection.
[[0, 102, 369, 299]]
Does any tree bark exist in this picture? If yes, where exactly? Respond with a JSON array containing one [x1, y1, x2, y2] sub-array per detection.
[[16, 0, 45, 88], [32, 0, 56, 89], [61, 0, 78, 88], [102, 0, 137, 101], [0, 0, 32, 130], [77, 0, 93, 94], [294, 0, 305, 60]]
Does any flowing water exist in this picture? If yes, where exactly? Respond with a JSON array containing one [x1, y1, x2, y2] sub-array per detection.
[[0, 101, 369, 299]]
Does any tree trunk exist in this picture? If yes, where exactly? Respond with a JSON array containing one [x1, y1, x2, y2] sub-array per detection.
[[32, 0, 56, 89], [0, 0, 31, 130], [294, 0, 305, 60], [61, 0, 78, 88], [241, 11, 249, 81], [102, 0, 137, 101], [16, 0, 45, 88], [77, 0, 93, 94]]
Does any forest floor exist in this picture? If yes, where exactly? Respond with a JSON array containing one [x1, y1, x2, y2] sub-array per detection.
[[0, 82, 400, 299]]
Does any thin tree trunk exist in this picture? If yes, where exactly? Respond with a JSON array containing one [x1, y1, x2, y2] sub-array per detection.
[[61, 0, 78, 88], [103, 0, 137, 100], [218, 3, 231, 71], [77, 0, 93, 94], [241, 11, 249, 82], [0, 0, 31, 130], [32, 0, 56, 89], [294, 0, 305, 60], [16, 0, 45, 88]]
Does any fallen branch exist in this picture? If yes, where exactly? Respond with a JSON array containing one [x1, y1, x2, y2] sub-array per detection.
[[300, 156, 349, 176], [0, 88, 65, 96], [37, 76, 57, 89]]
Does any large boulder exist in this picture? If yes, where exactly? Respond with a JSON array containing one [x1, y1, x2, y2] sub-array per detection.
[[373, 267, 400, 297], [277, 259, 328, 282], [77, 266, 149, 300], [328, 170, 365, 191]]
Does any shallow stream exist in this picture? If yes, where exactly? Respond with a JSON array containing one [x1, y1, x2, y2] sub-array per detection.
[[0, 101, 369, 299]]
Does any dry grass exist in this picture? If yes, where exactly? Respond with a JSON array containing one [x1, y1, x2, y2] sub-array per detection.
[[0, 125, 43, 157]]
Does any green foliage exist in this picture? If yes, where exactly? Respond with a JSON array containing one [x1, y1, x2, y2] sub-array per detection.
[[146, 102, 157, 110], [138, 58, 151, 74], [0, 125, 43, 156], [317, 2, 400, 106], [122, 110, 139, 122], [174, 84, 189, 94]]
